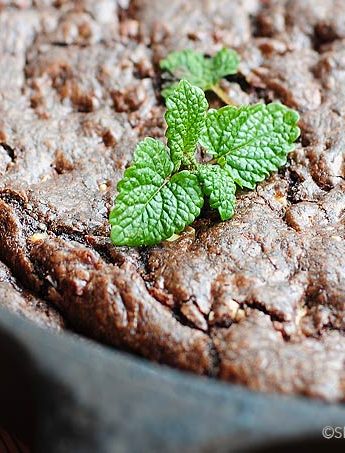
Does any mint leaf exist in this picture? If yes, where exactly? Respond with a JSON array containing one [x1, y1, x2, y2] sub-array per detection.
[[211, 48, 240, 86], [165, 80, 208, 169], [200, 103, 300, 189], [161, 50, 208, 94], [160, 48, 239, 96], [109, 137, 204, 246], [198, 165, 236, 220]]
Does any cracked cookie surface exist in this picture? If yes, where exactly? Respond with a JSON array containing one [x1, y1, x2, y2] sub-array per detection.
[[0, 0, 345, 402]]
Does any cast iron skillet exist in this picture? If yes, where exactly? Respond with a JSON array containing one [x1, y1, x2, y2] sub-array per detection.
[[0, 306, 344, 452]]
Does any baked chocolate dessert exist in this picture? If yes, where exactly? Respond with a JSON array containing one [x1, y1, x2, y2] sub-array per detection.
[[1, 0, 345, 401]]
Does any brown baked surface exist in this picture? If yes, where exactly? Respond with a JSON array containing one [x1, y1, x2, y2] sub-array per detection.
[[1, 0, 345, 401]]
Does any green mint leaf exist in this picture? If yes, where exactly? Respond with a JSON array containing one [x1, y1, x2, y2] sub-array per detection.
[[161, 50, 210, 91], [198, 164, 236, 220], [211, 48, 240, 85], [160, 48, 239, 95], [109, 137, 204, 246], [200, 103, 300, 189], [165, 80, 208, 169]]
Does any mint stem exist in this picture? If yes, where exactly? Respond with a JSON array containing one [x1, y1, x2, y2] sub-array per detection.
[[211, 84, 236, 106]]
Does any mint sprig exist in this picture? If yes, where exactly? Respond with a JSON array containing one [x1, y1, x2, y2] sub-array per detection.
[[109, 80, 300, 247], [160, 48, 240, 104]]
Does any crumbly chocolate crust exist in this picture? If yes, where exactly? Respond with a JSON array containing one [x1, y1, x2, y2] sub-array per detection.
[[0, 0, 345, 401]]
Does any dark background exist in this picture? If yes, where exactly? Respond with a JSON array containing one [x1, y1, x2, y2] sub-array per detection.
[[1, 307, 345, 453]]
